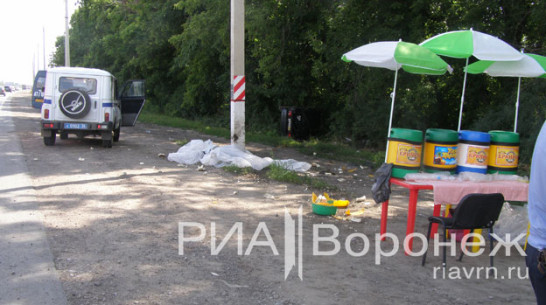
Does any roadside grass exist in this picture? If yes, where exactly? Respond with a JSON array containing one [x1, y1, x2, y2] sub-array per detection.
[[140, 112, 535, 177], [292, 139, 384, 168], [222, 165, 256, 176], [140, 113, 230, 139], [174, 139, 189, 146], [266, 164, 335, 190], [139, 112, 383, 169], [221, 164, 336, 191]]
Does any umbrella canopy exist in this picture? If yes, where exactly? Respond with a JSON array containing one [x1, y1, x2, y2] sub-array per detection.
[[465, 53, 546, 132], [342, 41, 451, 161], [465, 53, 546, 77], [420, 29, 524, 131], [342, 41, 450, 75]]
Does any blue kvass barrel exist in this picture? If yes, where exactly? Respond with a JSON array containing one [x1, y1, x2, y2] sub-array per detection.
[[456, 130, 490, 174]]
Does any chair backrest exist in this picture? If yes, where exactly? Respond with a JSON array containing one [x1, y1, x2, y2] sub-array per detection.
[[451, 193, 505, 229]]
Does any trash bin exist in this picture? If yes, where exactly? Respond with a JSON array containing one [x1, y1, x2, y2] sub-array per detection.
[[280, 106, 310, 140]]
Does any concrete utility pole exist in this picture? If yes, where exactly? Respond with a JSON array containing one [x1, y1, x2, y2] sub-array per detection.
[[65, 0, 70, 67], [230, 0, 245, 149], [42, 27, 46, 70]]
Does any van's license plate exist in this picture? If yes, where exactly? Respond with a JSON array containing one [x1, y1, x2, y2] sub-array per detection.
[[64, 123, 88, 129]]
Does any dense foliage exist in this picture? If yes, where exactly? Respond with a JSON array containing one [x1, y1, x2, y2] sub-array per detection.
[[52, 0, 546, 163]]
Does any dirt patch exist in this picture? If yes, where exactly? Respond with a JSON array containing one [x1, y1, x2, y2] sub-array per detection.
[[9, 92, 535, 304]]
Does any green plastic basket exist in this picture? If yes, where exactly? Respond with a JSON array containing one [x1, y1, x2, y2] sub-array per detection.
[[312, 203, 337, 216]]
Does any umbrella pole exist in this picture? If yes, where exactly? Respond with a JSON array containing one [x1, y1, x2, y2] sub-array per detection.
[[385, 69, 399, 162], [457, 57, 469, 132], [514, 77, 521, 133]]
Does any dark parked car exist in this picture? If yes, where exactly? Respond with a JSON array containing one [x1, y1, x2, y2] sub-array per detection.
[[32, 70, 47, 108]]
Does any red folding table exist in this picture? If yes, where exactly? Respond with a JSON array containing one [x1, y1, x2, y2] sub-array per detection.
[[380, 177, 529, 255]]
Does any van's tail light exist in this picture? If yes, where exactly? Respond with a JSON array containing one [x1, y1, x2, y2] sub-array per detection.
[[44, 109, 49, 119], [43, 123, 54, 128], [104, 112, 110, 122]]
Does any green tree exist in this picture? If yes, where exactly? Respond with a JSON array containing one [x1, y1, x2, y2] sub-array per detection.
[[52, 0, 546, 162]]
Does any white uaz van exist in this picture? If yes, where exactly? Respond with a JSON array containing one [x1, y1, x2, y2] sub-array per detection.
[[40, 67, 145, 148]]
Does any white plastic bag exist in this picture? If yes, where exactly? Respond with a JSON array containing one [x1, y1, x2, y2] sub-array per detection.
[[273, 159, 312, 172], [167, 139, 216, 164], [200, 145, 273, 170], [168, 139, 311, 172], [494, 203, 529, 245]]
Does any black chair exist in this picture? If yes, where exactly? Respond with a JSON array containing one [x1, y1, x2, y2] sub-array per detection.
[[422, 193, 505, 268]]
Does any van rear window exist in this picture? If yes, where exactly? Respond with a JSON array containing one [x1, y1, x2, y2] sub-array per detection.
[[35, 76, 46, 90], [59, 77, 97, 94]]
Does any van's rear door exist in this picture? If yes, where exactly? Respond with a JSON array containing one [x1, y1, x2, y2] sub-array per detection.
[[120, 80, 145, 126]]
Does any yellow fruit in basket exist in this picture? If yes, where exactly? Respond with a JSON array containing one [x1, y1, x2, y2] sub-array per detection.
[[333, 200, 349, 208]]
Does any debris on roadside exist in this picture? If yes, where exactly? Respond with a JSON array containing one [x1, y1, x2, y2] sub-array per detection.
[[354, 195, 367, 203], [345, 208, 365, 216], [221, 280, 249, 289], [330, 208, 367, 222], [167, 139, 311, 172], [264, 193, 276, 200]]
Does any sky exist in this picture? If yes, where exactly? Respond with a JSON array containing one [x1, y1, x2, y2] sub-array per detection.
[[0, 0, 78, 85]]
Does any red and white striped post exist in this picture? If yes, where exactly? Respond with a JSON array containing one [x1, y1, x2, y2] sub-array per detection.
[[232, 75, 245, 101], [230, 0, 245, 149]]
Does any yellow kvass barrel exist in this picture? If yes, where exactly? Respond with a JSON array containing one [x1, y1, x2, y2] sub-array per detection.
[[487, 131, 519, 175], [386, 128, 423, 179], [423, 128, 458, 174]]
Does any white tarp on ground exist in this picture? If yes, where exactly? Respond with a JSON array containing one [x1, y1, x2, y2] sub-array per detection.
[[167, 139, 311, 172], [494, 203, 529, 245]]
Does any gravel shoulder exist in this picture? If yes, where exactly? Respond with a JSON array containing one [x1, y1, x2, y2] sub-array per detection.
[[5, 92, 535, 305]]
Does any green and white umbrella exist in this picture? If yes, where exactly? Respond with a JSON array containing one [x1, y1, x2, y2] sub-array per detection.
[[465, 53, 546, 132], [420, 29, 524, 131], [342, 40, 452, 161]]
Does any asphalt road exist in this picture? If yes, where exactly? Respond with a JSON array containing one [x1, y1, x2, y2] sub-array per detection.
[[0, 92, 68, 305]]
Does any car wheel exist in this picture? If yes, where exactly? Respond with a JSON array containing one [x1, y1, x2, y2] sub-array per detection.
[[113, 126, 120, 142], [59, 89, 91, 119], [44, 133, 56, 146]]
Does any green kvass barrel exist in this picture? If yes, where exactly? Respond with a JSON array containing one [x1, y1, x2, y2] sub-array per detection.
[[487, 131, 519, 175], [386, 128, 423, 179], [423, 128, 458, 174]]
